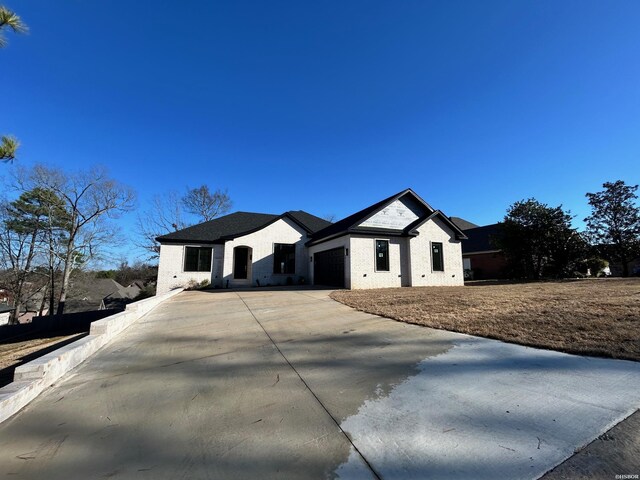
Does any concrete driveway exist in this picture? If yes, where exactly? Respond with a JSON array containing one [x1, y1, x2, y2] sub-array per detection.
[[0, 289, 639, 479]]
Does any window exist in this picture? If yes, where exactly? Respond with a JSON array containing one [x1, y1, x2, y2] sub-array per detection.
[[375, 239, 389, 271], [184, 246, 212, 272], [273, 244, 296, 274], [432, 242, 444, 271]]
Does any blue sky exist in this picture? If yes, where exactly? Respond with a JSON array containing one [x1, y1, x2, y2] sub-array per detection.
[[2, 1, 639, 263]]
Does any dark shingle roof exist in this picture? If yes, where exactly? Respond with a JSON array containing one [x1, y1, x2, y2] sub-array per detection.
[[64, 278, 140, 313], [286, 211, 332, 234], [450, 217, 479, 230], [462, 223, 502, 254], [156, 211, 331, 244], [157, 212, 277, 244]]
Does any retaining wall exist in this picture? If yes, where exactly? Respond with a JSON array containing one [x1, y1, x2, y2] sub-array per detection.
[[0, 288, 183, 424]]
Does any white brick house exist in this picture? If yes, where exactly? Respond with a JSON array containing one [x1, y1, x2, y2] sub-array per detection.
[[156, 189, 467, 293]]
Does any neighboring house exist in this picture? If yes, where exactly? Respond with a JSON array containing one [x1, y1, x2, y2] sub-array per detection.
[[459, 223, 508, 280], [608, 257, 640, 277], [0, 287, 12, 306], [0, 306, 12, 326], [64, 278, 141, 313], [156, 188, 467, 293]]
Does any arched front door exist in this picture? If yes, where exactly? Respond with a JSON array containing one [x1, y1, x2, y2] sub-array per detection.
[[233, 246, 251, 280]]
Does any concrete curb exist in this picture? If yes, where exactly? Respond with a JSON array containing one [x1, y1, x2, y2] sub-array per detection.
[[0, 288, 184, 424]]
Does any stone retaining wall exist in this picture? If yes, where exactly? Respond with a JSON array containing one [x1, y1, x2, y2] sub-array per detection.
[[0, 288, 184, 424]]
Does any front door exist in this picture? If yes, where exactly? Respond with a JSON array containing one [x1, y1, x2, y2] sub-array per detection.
[[233, 247, 250, 279]]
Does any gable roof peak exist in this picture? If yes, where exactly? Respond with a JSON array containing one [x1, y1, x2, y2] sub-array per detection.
[[307, 187, 436, 246]]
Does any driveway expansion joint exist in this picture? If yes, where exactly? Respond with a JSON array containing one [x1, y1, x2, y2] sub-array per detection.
[[234, 292, 382, 480]]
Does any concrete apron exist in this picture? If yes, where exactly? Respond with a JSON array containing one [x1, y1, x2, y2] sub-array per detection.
[[0, 289, 637, 479], [238, 290, 640, 480]]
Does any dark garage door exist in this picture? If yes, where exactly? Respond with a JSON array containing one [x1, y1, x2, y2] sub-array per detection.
[[314, 247, 345, 288]]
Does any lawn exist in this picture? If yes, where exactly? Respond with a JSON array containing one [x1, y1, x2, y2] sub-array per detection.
[[331, 278, 640, 361]]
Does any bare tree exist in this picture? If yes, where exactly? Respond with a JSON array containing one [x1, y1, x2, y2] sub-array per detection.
[[136, 186, 231, 258], [135, 191, 188, 257], [182, 185, 231, 222], [14, 165, 135, 314]]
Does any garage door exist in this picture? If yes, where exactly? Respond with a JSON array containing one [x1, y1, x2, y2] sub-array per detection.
[[313, 247, 345, 288]]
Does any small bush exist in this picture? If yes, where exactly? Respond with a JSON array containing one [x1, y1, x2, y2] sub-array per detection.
[[134, 284, 156, 300], [587, 258, 609, 277], [185, 279, 211, 290]]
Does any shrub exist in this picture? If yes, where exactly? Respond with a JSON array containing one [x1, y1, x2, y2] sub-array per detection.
[[133, 284, 156, 300], [587, 257, 609, 277], [185, 279, 210, 290]]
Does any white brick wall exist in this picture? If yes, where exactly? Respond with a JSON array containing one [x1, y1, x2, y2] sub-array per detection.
[[408, 217, 464, 286], [156, 243, 223, 294], [222, 218, 309, 288], [0, 312, 10, 326], [349, 236, 410, 289], [156, 208, 464, 292]]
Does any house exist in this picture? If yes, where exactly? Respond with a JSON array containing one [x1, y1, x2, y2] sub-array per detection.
[[64, 278, 141, 313], [606, 257, 640, 277], [0, 306, 12, 326], [0, 287, 12, 306], [459, 223, 508, 280], [156, 189, 467, 293]]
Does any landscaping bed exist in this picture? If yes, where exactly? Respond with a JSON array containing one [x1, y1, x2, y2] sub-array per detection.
[[331, 278, 640, 361]]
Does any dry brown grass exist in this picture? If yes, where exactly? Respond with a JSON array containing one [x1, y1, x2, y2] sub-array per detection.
[[331, 278, 640, 361]]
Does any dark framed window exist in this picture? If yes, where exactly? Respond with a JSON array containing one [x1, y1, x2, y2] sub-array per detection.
[[431, 242, 444, 272], [273, 243, 296, 274], [375, 239, 389, 271], [184, 246, 212, 272]]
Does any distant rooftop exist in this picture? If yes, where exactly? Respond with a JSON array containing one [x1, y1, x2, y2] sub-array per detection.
[[450, 217, 479, 231], [461, 223, 502, 254]]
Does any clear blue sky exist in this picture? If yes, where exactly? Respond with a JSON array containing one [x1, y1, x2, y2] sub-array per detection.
[[2, 1, 639, 263]]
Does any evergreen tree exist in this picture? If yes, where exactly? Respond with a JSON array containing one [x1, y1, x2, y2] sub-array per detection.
[[585, 180, 640, 277], [495, 199, 586, 279]]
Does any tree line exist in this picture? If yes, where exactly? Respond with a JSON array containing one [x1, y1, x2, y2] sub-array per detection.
[[0, 163, 231, 324], [494, 180, 640, 279], [0, 166, 135, 322]]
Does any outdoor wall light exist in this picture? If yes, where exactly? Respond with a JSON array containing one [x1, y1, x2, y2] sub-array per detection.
[[363, 273, 367, 277]]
